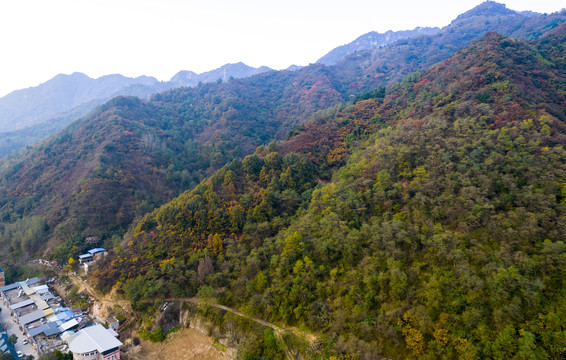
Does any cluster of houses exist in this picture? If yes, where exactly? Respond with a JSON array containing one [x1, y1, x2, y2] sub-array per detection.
[[0, 276, 121, 359]]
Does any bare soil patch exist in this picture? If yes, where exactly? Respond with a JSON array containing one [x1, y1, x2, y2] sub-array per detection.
[[126, 328, 234, 360]]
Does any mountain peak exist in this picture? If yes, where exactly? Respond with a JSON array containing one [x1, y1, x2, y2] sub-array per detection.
[[169, 70, 198, 83], [456, 1, 516, 19], [169, 63, 272, 87], [286, 64, 303, 71], [69, 72, 90, 78], [52, 72, 90, 82]]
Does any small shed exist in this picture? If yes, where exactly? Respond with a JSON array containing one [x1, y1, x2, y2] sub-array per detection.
[[107, 317, 120, 330], [78, 254, 93, 265]]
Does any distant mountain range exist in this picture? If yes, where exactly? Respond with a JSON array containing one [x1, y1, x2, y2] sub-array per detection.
[[316, 27, 440, 65], [0, 63, 272, 157], [2, 1, 554, 158], [0, 62, 273, 134], [0, 72, 161, 132]]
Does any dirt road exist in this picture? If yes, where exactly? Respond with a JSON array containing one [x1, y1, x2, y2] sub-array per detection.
[[69, 274, 132, 323], [68, 275, 301, 360], [166, 298, 297, 360]]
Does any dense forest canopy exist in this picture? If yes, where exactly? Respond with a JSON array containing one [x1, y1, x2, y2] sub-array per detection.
[[92, 29, 566, 358]]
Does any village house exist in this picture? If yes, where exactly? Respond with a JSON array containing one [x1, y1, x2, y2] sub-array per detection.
[[106, 317, 119, 331], [78, 254, 94, 266], [79, 248, 108, 274]]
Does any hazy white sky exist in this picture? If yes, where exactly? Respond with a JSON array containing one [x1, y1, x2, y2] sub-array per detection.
[[0, 0, 563, 97]]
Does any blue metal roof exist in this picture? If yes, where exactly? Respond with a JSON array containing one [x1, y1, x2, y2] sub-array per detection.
[[11, 298, 35, 310], [87, 248, 107, 254], [0, 332, 18, 359], [28, 321, 61, 337], [78, 254, 93, 259]]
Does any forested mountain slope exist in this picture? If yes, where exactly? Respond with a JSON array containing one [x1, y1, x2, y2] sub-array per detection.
[[1, 1, 565, 286], [0, 65, 342, 270], [94, 29, 566, 359]]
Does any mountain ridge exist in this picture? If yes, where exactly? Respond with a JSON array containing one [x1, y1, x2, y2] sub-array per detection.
[[316, 26, 440, 66], [1, 2, 564, 159], [328, 2, 566, 96], [0, 63, 273, 157], [0, 63, 272, 134]]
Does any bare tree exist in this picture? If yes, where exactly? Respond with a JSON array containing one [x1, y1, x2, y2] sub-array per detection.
[[197, 256, 214, 285]]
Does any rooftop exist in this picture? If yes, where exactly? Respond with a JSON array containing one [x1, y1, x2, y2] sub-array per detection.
[[11, 298, 34, 310], [0, 277, 40, 293], [28, 322, 61, 337], [16, 302, 39, 317], [20, 309, 46, 325], [68, 324, 122, 354], [0, 332, 18, 359], [32, 285, 50, 294], [87, 248, 107, 255]]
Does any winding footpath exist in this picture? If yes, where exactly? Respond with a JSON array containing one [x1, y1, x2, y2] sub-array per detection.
[[165, 297, 296, 360], [69, 275, 299, 360]]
